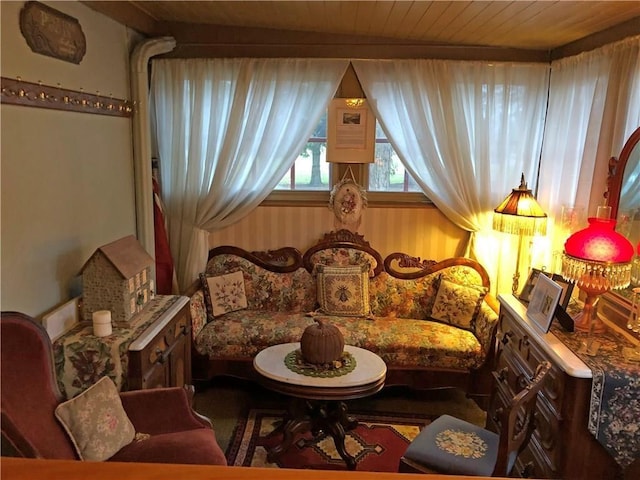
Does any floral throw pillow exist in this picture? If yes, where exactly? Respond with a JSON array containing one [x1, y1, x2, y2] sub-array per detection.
[[317, 264, 370, 316], [201, 270, 248, 319], [430, 277, 488, 331], [54, 376, 135, 461]]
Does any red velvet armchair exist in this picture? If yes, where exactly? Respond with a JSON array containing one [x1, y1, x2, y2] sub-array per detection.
[[1, 311, 227, 465]]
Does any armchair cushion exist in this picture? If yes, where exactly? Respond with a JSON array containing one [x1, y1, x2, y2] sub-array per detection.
[[54, 376, 135, 461], [109, 427, 227, 465], [119, 386, 211, 435]]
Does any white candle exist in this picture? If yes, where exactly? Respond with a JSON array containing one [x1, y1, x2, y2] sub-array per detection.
[[92, 310, 112, 337]]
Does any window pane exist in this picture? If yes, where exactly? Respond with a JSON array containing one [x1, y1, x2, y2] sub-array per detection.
[[369, 122, 421, 192], [276, 113, 330, 191]]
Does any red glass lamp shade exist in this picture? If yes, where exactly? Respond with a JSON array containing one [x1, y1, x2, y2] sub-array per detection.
[[564, 218, 634, 263], [562, 217, 634, 333]]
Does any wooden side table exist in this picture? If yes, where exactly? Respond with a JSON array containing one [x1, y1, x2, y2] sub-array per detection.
[[53, 295, 191, 397], [253, 342, 387, 470]]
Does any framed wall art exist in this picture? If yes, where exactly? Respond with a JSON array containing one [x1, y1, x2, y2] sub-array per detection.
[[526, 274, 563, 333]]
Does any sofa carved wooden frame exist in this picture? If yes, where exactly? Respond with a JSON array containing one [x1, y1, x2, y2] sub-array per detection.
[[189, 229, 499, 405]]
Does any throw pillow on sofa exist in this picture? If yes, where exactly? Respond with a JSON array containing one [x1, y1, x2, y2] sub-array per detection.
[[317, 264, 370, 316], [54, 376, 136, 461], [200, 270, 248, 320], [431, 277, 488, 331]]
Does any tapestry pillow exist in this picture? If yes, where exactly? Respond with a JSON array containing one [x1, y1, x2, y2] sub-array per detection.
[[200, 270, 248, 319], [317, 264, 370, 317], [54, 376, 135, 461], [430, 277, 487, 331]]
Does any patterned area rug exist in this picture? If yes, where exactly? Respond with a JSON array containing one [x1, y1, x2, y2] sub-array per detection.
[[226, 408, 431, 471]]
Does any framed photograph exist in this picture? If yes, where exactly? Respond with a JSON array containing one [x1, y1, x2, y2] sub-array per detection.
[[550, 273, 574, 309], [526, 274, 563, 333], [519, 269, 574, 309], [519, 268, 545, 304]]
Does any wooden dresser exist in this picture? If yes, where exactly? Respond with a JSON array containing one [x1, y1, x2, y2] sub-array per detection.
[[489, 295, 619, 479], [128, 296, 192, 389], [54, 295, 192, 397]]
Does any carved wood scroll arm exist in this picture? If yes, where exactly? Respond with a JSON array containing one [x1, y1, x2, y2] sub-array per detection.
[[384, 253, 438, 279], [207, 245, 303, 273]]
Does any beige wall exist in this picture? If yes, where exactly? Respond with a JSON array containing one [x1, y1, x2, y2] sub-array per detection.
[[1, 1, 136, 316], [208, 205, 468, 261]]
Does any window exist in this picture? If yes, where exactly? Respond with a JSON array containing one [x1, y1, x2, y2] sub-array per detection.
[[268, 111, 428, 207], [275, 111, 331, 191], [369, 122, 421, 192]]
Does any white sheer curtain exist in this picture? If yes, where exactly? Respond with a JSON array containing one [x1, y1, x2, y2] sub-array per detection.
[[537, 36, 640, 273], [151, 58, 349, 290], [352, 59, 550, 293]]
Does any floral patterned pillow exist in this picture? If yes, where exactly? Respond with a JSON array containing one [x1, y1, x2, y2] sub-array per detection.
[[430, 277, 487, 331], [201, 270, 248, 320], [317, 264, 370, 317], [54, 376, 135, 461]]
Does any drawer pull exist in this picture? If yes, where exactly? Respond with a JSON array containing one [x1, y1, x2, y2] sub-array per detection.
[[497, 367, 509, 383], [517, 374, 528, 389], [520, 462, 535, 478], [491, 407, 504, 424], [522, 335, 530, 347], [500, 331, 514, 345], [155, 348, 166, 364]]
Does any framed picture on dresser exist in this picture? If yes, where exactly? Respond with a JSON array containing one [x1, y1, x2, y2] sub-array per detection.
[[520, 268, 573, 309], [526, 274, 563, 333]]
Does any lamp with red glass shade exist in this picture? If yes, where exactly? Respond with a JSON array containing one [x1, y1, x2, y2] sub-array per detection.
[[561, 214, 634, 333]]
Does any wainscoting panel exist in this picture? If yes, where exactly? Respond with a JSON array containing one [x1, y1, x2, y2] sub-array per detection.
[[207, 205, 468, 261]]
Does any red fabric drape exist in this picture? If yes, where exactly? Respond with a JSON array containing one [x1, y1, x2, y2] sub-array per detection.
[[153, 178, 175, 295]]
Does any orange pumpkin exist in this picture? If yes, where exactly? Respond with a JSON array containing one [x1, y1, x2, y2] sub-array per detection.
[[300, 318, 345, 364]]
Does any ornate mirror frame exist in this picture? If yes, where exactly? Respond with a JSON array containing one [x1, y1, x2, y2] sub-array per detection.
[[607, 126, 640, 221], [601, 126, 640, 340]]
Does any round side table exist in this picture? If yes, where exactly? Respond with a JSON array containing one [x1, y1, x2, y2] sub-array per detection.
[[253, 342, 387, 470]]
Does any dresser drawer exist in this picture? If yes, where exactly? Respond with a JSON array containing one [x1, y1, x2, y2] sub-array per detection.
[[498, 312, 566, 416], [531, 392, 563, 475], [128, 297, 191, 390], [515, 436, 555, 479]]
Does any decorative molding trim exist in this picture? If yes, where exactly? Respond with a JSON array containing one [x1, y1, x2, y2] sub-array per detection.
[[1, 77, 133, 117]]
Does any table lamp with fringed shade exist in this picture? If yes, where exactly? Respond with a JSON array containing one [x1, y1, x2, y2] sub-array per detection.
[[562, 213, 634, 333], [493, 174, 548, 295]]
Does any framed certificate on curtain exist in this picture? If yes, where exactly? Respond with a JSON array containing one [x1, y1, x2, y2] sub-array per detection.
[[327, 99, 375, 163]]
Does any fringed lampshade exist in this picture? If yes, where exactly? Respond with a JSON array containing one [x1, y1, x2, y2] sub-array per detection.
[[562, 217, 634, 333], [493, 174, 548, 294]]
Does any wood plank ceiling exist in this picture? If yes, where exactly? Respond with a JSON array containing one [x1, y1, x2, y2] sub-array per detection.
[[85, 1, 640, 61]]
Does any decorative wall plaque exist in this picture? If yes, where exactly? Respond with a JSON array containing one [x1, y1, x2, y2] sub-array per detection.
[[20, 1, 86, 64]]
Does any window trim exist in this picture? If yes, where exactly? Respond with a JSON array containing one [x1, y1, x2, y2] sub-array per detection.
[[262, 190, 431, 208]]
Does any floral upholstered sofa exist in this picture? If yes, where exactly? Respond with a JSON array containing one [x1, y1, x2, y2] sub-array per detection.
[[186, 230, 500, 403]]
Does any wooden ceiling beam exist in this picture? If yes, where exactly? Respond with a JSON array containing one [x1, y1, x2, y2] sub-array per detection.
[[81, 1, 160, 35], [152, 23, 550, 62], [550, 16, 640, 60]]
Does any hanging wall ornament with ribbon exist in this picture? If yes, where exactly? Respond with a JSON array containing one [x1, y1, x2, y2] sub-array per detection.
[[328, 167, 368, 232]]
